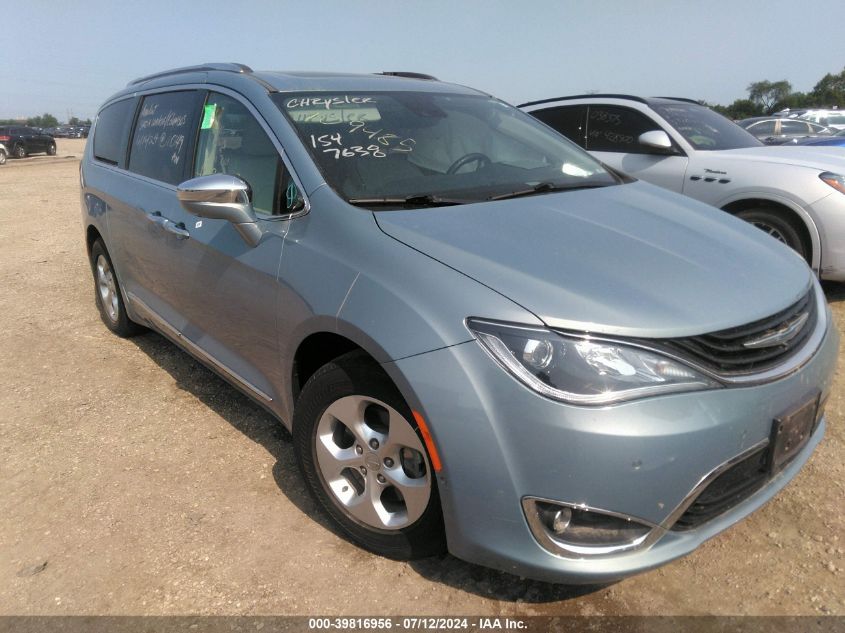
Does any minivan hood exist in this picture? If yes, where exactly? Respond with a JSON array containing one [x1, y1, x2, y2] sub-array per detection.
[[374, 181, 812, 338], [712, 145, 845, 172]]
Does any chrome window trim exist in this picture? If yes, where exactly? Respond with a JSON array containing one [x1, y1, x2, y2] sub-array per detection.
[[126, 291, 273, 403]]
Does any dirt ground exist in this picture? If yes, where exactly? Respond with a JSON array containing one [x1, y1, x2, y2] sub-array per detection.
[[0, 138, 843, 616]]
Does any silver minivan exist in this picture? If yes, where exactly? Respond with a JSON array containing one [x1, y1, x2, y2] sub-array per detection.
[[81, 64, 838, 583]]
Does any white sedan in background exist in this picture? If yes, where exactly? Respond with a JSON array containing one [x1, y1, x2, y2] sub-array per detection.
[[521, 95, 845, 280]]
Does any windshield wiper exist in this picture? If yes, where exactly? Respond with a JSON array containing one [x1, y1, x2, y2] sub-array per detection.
[[347, 194, 471, 208], [488, 181, 608, 201]]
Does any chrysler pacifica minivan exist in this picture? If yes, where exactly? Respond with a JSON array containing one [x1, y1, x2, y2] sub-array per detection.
[[80, 63, 837, 583]]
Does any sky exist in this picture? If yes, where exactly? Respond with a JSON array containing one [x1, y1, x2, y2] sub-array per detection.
[[3, 0, 844, 121]]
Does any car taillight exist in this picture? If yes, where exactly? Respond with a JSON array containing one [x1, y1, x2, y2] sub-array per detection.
[[0, 135, 10, 142]]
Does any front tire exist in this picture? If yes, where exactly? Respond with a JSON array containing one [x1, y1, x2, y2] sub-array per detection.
[[89, 239, 144, 337], [737, 207, 809, 263], [46, 142, 56, 156], [0, 149, 6, 165], [293, 352, 446, 560]]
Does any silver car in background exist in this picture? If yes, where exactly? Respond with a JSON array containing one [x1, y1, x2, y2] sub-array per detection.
[[81, 65, 837, 583], [521, 95, 845, 280]]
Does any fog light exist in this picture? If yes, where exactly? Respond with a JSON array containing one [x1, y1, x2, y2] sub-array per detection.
[[552, 507, 571, 534], [524, 498, 655, 558], [538, 503, 571, 534]]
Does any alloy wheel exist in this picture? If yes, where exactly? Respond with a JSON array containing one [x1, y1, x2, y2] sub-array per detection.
[[751, 221, 787, 245], [314, 395, 431, 530], [96, 254, 119, 323]]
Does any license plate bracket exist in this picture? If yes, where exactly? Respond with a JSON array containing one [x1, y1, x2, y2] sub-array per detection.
[[769, 394, 820, 474]]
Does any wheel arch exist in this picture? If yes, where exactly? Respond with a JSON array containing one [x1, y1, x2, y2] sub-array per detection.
[[287, 322, 430, 435], [85, 224, 103, 258], [720, 195, 821, 272]]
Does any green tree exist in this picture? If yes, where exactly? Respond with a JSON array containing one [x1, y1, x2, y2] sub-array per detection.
[[712, 99, 762, 121], [747, 80, 792, 114], [810, 68, 845, 108], [26, 113, 59, 128], [776, 91, 812, 112]]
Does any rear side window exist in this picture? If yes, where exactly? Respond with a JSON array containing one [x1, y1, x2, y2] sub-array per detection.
[[93, 99, 135, 165], [747, 120, 775, 136], [585, 106, 661, 153], [530, 105, 588, 148], [780, 120, 809, 134], [128, 91, 202, 185]]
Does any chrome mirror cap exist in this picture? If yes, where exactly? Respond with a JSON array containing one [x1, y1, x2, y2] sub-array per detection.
[[176, 174, 262, 246], [638, 130, 673, 150]]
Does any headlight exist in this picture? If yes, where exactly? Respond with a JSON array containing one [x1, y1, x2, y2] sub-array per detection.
[[819, 172, 845, 195], [467, 319, 721, 405]]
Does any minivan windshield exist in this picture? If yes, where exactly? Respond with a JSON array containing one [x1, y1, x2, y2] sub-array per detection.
[[650, 102, 763, 151], [274, 91, 620, 206]]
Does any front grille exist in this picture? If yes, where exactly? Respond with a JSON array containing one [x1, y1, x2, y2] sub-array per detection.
[[662, 287, 816, 375], [672, 446, 769, 531]]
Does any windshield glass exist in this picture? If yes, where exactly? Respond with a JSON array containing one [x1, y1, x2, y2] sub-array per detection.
[[273, 91, 619, 205], [651, 103, 763, 151]]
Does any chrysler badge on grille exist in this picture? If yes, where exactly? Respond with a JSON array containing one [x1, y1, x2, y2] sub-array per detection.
[[743, 312, 810, 349]]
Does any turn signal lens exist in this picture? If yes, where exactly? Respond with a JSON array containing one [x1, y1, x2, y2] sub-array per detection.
[[820, 172, 845, 195]]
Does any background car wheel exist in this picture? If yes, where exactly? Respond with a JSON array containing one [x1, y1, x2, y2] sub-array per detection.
[[0, 150, 6, 165], [46, 143, 56, 156], [13, 144, 26, 159], [293, 351, 446, 560], [89, 239, 144, 337], [737, 207, 809, 263]]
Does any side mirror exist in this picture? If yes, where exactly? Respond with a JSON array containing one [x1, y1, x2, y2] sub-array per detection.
[[638, 130, 674, 152], [177, 174, 263, 247]]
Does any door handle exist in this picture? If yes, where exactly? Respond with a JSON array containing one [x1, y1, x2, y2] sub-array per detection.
[[162, 220, 190, 240], [145, 211, 167, 228], [146, 211, 190, 239]]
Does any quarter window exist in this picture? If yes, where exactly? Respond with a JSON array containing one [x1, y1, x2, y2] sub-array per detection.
[[194, 92, 299, 215], [747, 120, 776, 136], [585, 106, 663, 153], [128, 91, 202, 185]]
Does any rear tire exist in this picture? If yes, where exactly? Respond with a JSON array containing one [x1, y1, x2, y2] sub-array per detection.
[[737, 207, 809, 263], [89, 239, 144, 338], [13, 144, 26, 158], [293, 351, 446, 560], [0, 149, 6, 165]]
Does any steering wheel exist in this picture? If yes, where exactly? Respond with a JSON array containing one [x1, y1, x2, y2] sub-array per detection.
[[447, 152, 492, 175]]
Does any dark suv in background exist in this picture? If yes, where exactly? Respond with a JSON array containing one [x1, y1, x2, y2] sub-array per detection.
[[0, 126, 56, 158]]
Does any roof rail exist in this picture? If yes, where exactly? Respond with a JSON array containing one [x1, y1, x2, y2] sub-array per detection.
[[653, 96, 703, 104], [377, 71, 438, 81], [518, 94, 649, 108], [128, 63, 253, 87]]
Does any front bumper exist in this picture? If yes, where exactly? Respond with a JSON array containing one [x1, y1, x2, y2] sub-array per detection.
[[387, 312, 838, 584], [813, 192, 845, 280]]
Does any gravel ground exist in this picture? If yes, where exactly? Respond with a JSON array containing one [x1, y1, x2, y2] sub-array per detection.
[[1, 139, 843, 616]]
